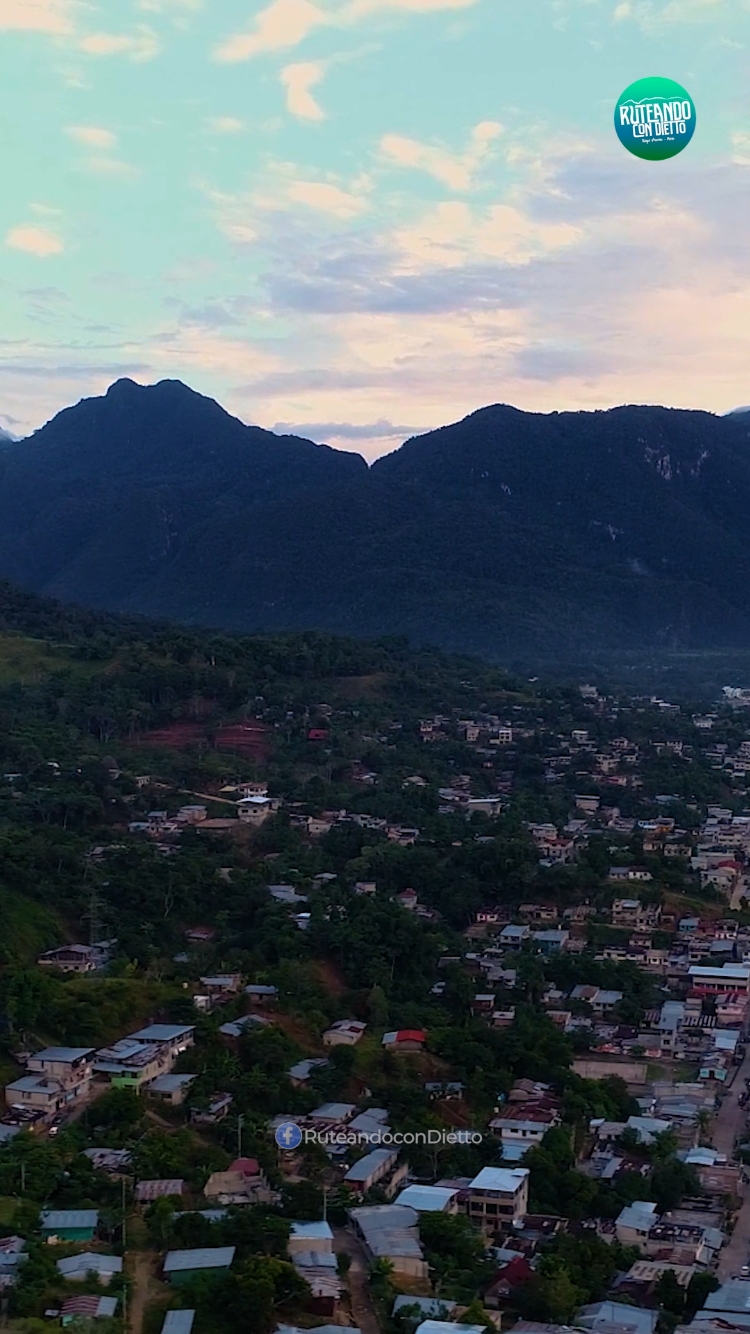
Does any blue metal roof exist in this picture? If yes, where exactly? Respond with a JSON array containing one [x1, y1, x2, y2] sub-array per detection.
[[31, 1047, 94, 1062], [161, 1312, 196, 1334], [164, 1247, 235, 1273], [40, 1210, 98, 1230], [129, 1025, 194, 1042]]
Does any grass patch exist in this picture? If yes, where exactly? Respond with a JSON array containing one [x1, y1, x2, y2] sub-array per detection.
[[0, 1195, 20, 1226], [0, 890, 64, 963]]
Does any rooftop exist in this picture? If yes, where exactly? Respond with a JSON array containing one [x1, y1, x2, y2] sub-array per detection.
[[468, 1166, 530, 1193], [129, 1024, 195, 1042], [161, 1312, 196, 1334], [393, 1186, 457, 1212], [163, 1247, 236, 1274]]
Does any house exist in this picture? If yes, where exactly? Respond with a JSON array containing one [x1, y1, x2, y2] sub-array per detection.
[[26, 1047, 94, 1098], [343, 1148, 407, 1197], [0, 1237, 27, 1292], [197, 975, 243, 1005], [37, 944, 97, 974], [393, 1185, 459, 1214], [237, 796, 277, 826], [349, 1205, 428, 1280], [190, 1094, 233, 1126], [578, 1302, 658, 1334], [288, 1221, 334, 1255], [147, 1074, 196, 1107], [94, 1024, 194, 1088], [289, 1058, 329, 1086], [615, 1200, 659, 1247], [61, 1296, 118, 1324], [689, 964, 750, 996], [484, 1254, 535, 1306], [204, 1158, 272, 1205], [291, 1249, 342, 1316], [40, 1209, 98, 1242], [83, 1149, 132, 1175], [611, 898, 658, 927], [466, 1167, 530, 1232], [161, 1312, 196, 1334], [323, 1019, 367, 1047], [57, 1253, 123, 1284], [415, 1323, 485, 1334], [382, 1030, 426, 1053], [163, 1248, 236, 1286], [532, 929, 570, 953], [499, 924, 531, 947], [135, 1180, 185, 1203], [489, 1105, 560, 1147], [245, 984, 278, 1005]]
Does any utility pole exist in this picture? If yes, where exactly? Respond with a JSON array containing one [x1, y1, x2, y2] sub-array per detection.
[[237, 1114, 245, 1160], [322, 1186, 328, 1223], [19, 1163, 25, 1194]]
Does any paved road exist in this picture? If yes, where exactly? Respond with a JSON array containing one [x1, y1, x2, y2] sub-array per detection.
[[714, 1045, 750, 1278]]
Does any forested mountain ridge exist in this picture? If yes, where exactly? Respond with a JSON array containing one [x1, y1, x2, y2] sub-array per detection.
[[3, 380, 750, 660]]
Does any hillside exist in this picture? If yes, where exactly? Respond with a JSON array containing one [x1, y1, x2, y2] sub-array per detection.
[[2, 381, 750, 660]]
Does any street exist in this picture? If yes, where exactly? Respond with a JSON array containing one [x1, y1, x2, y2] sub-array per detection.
[[712, 1044, 750, 1279]]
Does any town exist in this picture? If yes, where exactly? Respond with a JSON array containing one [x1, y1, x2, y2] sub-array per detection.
[[4, 614, 750, 1334]]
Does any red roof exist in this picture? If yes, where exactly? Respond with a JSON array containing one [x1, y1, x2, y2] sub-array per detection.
[[61, 1297, 109, 1317], [308, 729, 329, 740], [230, 1157, 260, 1176], [498, 1256, 534, 1287], [396, 1030, 426, 1043]]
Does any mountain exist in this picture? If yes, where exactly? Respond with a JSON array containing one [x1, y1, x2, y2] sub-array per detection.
[[2, 379, 750, 662]]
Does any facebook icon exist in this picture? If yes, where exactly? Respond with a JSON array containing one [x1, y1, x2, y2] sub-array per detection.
[[275, 1121, 303, 1150]]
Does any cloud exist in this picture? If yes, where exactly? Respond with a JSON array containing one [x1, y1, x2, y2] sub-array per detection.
[[344, 0, 478, 14], [273, 416, 419, 439], [80, 156, 139, 177], [379, 121, 502, 191], [66, 125, 116, 149], [137, 0, 201, 10], [6, 225, 64, 257], [79, 27, 159, 60], [213, 0, 479, 62], [281, 61, 326, 121], [613, 0, 727, 26], [287, 179, 369, 217], [209, 117, 245, 133], [214, 0, 329, 61], [0, 0, 72, 33]]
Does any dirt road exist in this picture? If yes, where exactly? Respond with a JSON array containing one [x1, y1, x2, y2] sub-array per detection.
[[127, 1250, 162, 1334], [333, 1225, 381, 1334], [713, 1045, 750, 1278]]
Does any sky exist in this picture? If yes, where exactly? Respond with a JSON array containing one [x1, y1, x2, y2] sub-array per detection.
[[1, 0, 750, 458]]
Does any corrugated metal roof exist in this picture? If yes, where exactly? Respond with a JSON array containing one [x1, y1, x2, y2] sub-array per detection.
[[164, 1247, 236, 1273], [130, 1025, 195, 1042], [30, 1047, 94, 1062], [344, 1148, 397, 1182], [161, 1311, 196, 1334], [40, 1210, 98, 1230], [135, 1180, 185, 1202]]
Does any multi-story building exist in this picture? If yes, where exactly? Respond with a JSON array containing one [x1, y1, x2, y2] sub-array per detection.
[[465, 1167, 529, 1233]]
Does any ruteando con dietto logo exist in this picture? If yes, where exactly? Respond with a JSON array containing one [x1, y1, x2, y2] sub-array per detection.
[[615, 77, 696, 161]]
